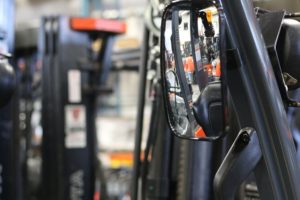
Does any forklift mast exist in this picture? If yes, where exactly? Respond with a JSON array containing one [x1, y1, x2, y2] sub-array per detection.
[[40, 16, 125, 200]]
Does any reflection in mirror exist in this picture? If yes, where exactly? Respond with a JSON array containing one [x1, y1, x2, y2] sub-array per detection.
[[162, 4, 224, 140]]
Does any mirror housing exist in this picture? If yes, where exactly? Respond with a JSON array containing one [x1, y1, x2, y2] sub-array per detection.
[[160, 0, 227, 141]]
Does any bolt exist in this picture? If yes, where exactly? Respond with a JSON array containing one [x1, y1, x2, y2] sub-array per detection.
[[241, 131, 250, 144]]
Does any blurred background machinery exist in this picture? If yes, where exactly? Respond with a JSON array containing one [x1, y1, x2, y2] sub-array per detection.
[[13, 0, 149, 200]]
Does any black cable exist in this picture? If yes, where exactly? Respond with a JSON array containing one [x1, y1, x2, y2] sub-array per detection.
[[141, 82, 161, 200]]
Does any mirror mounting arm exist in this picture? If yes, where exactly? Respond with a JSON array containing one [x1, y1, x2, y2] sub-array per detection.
[[214, 128, 262, 200], [199, 11, 215, 37]]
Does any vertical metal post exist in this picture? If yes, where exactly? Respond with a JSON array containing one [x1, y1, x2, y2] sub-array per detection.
[[41, 16, 98, 200], [131, 27, 150, 200], [221, 0, 300, 199]]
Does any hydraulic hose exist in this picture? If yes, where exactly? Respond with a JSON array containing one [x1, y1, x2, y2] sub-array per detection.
[[141, 81, 161, 200]]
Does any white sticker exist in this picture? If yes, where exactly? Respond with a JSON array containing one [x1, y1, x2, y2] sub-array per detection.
[[65, 105, 86, 148], [68, 70, 82, 103]]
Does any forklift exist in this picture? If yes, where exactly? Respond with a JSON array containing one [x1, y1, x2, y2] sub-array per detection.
[[13, 16, 126, 200], [132, 0, 219, 199], [132, 0, 300, 199], [38, 16, 126, 200]]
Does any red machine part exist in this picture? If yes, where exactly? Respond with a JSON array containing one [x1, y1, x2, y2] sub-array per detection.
[[70, 18, 126, 34]]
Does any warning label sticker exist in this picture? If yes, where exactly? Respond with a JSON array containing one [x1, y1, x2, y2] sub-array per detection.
[[68, 70, 82, 103], [65, 105, 86, 148]]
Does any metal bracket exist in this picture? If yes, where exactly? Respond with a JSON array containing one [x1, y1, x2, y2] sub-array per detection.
[[214, 128, 262, 200]]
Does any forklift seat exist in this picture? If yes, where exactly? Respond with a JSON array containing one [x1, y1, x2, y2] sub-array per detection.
[[278, 19, 300, 89], [193, 81, 223, 137]]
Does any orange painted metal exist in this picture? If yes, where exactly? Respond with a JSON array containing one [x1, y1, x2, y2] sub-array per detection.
[[70, 18, 126, 34]]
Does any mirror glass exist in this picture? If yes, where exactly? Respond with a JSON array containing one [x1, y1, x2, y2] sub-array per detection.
[[162, 3, 225, 140]]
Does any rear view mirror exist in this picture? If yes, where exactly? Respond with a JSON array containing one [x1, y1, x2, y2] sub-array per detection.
[[160, 1, 226, 140]]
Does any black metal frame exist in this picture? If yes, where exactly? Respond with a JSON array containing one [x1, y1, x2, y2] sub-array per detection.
[[40, 16, 118, 200], [214, 128, 262, 200], [160, 0, 300, 199], [221, 0, 300, 198], [131, 27, 150, 200]]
